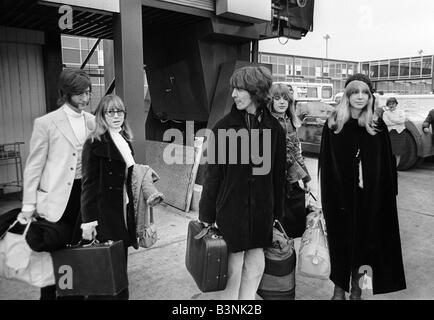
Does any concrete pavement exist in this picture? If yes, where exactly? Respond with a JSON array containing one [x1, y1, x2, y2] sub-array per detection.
[[1, 157, 434, 300]]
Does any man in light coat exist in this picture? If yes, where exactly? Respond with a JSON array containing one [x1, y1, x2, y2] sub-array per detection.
[[19, 68, 95, 299]]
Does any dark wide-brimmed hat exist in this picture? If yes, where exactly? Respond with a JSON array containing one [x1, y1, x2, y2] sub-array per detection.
[[345, 73, 374, 93], [386, 97, 398, 105]]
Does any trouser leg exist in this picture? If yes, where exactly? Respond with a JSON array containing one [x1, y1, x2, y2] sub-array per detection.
[[40, 285, 57, 300], [238, 248, 265, 300], [217, 251, 244, 300]]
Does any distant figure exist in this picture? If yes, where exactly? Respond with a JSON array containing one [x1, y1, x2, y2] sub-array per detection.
[[383, 97, 406, 165], [422, 108, 434, 133]]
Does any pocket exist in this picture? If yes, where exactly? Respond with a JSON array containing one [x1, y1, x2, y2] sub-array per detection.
[[36, 190, 48, 214]]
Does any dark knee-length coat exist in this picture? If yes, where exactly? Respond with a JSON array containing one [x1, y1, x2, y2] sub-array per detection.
[[319, 117, 406, 295], [81, 131, 137, 251], [199, 105, 286, 253]]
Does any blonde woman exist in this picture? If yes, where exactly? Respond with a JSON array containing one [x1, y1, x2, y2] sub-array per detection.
[[319, 74, 406, 300], [80, 94, 135, 300], [269, 83, 311, 238]]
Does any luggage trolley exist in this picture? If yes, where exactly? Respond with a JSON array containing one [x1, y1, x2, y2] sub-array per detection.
[[0, 142, 24, 197]]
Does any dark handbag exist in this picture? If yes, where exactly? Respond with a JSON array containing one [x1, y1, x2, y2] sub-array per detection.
[[51, 240, 128, 297], [257, 220, 296, 300], [185, 220, 228, 293], [282, 181, 307, 238]]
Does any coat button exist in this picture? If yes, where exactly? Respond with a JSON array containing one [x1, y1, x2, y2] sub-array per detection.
[[73, 153, 76, 156], [68, 182, 71, 186], [109, 187, 112, 190], [70, 167, 74, 171], [109, 172, 113, 175]]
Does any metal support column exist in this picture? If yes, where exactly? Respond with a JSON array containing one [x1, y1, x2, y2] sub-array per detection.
[[43, 31, 63, 112], [113, 0, 146, 163]]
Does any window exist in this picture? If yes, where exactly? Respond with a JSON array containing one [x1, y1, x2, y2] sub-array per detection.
[[62, 48, 81, 64], [361, 63, 369, 76], [400, 60, 410, 77], [370, 64, 379, 78], [380, 64, 389, 78], [322, 86, 333, 99], [62, 36, 80, 48], [389, 60, 399, 77], [81, 50, 99, 65], [261, 55, 269, 63], [422, 57, 432, 76], [411, 58, 421, 76], [80, 38, 98, 50], [277, 64, 285, 74]]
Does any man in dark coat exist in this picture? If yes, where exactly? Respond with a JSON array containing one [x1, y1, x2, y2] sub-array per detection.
[[319, 74, 406, 299], [199, 66, 286, 300]]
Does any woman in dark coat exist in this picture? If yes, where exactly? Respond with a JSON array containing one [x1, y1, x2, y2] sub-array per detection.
[[80, 94, 137, 300], [319, 74, 406, 300], [199, 66, 286, 300]]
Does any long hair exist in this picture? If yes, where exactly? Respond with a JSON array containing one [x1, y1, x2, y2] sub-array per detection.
[[88, 94, 133, 142], [229, 66, 272, 108], [57, 68, 92, 107], [328, 80, 378, 135], [269, 83, 301, 128]]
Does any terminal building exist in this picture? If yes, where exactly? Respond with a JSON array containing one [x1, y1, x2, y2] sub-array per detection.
[[259, 52, 434, 96]]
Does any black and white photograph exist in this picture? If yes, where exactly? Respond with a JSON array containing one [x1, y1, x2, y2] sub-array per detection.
[[0, 0, 433, 306]]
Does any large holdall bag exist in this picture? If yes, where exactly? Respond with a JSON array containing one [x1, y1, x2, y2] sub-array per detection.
[[185, 220, 228, 292], [51, 240, 128, 297], [257, 220, 296, 300]]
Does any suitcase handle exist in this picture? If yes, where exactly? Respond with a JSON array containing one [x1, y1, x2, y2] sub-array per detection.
[[194, 225, 222, 240]]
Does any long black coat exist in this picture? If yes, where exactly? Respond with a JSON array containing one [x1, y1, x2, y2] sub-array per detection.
[[319, 117, 406, 294], [199, 105, 286, 253], [81, 131, 137, 251]]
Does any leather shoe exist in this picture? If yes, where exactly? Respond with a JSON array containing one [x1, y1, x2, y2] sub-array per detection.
[[331, 285, 346, 300]]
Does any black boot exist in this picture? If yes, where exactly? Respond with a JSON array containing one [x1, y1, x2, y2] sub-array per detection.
[[331, 285, 346, 300], [349, 270, 363, 300]]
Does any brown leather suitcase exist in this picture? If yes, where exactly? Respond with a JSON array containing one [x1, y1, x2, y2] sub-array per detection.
[[185, 220, 228, 292], [51, 240, 128, 297]]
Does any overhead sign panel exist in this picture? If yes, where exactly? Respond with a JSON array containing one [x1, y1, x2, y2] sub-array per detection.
[[41, 0, 120, 13], [216, 0, 272, 23]]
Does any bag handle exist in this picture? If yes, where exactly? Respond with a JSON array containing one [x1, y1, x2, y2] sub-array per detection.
[[149, 206, 154, 224], [273, 219, 290, 240]]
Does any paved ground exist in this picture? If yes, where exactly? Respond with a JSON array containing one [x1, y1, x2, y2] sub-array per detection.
[[1, 156, 433, 300]]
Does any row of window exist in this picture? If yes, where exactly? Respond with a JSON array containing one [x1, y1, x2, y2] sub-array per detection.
[[361, 57, 433, 79], [260, 54, 358, 80], [376, 80, 433, 95]]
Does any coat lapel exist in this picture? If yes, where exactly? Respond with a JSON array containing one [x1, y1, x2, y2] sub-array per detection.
[[52, 108, 80, 148], [92, 132, 124, 161]]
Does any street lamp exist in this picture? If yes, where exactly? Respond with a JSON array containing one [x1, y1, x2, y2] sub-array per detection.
[[323, 34, 330, 59]]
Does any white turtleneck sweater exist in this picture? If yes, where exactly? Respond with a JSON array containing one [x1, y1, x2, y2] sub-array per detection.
[[63, 104, 87, 179], [109, 127, 135, 168]]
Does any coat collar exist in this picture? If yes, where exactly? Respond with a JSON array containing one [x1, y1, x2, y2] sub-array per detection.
[[226, 104, 274, 129], [52, 107, 94, 149], [92, 131, 124, 161]]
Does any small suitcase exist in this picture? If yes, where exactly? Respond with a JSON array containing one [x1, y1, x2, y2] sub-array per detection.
[[185, 220, 228, 292], [51, 240, 128, 297]]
